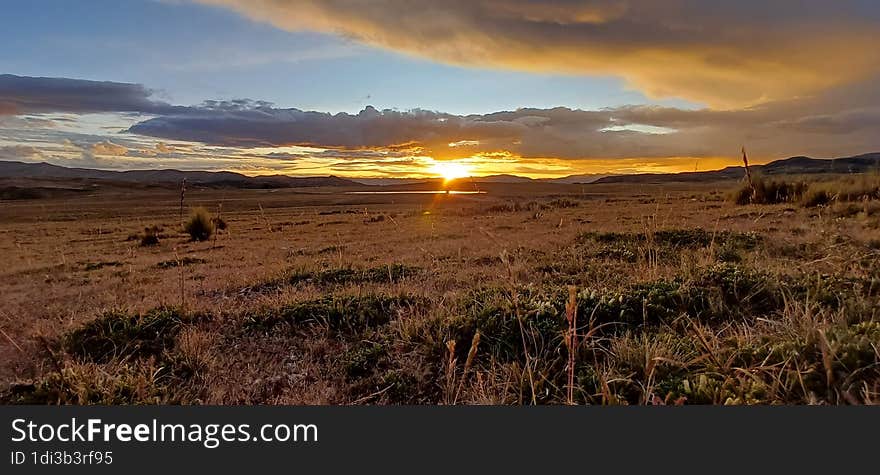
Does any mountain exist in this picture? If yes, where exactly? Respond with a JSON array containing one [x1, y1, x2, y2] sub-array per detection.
[[350, 177, 427, 186], [540, 174, 608, 184], [471, 174, 534, 183], [592, 153, 880, 184], [4, 152, 878, 189], [0, 161, 362, 188]]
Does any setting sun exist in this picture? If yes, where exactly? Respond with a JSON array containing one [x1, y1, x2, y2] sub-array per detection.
[[430, 161, 471, 181]]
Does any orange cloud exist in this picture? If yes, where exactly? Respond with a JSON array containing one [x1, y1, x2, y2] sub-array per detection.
[[91, 140, 128, 156], [197, 0, 880, 107]]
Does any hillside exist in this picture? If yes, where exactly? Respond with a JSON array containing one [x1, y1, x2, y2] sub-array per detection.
[[4, 153, 879, 188], [593, 153, 880, 184], [0, 161, 362, 188]]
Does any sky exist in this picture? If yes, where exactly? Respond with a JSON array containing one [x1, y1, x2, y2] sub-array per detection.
[[1, 0, 879, 178]]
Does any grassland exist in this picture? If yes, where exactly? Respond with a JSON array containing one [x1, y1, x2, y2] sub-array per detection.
[[0, 177, 878, 404]]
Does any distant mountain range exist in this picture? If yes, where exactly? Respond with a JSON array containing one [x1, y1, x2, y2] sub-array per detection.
[[0, 161, 360, 188], [592, 153, 880, 184], [2, 152, 879, 189]]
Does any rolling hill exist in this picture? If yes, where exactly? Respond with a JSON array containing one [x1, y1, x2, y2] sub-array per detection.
[[3, 152, 879, 189], [592, 153, 880, 184], [0, 161, 361, 188]]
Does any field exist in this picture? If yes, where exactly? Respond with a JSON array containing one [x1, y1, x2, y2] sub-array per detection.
[[1, 177, 878, 404]]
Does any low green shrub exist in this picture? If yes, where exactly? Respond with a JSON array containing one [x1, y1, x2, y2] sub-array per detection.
[[245, 294, 426, 333], [64, 307, 188, 363]]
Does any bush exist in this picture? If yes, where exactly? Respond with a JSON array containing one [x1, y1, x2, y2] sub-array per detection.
[[140, 225, 161, 246], [730, 176, 808, 205], [835, 175, 880, 202], [184, 208, 214, 241], [802, 188, 833, 207], [212, 217, 228, 231], [800, 175, 879, 208]]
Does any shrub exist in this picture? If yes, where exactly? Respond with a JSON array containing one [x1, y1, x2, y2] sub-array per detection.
[[802, 188, 833, 207], [64, 307, 187, 363], [140, 225, 161, 246], [730, 176, 808, 205], [799, 175, 879, 208], [184, 207, 214, 241], [835, 175, 880, 202], [211, 217, 228, 231]]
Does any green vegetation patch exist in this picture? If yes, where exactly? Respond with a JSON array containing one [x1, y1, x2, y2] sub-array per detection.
[[288, 264, 422, 286], [3, 305, 213, 404], [669, 321, 880, 404], [579, 229, 760, 249], [450, 264, 776, 350], [64, 307, 190, 363], [576, 229, 762, 264], [245, 294, 426, 333], [245, 264, 422, 294], [485, 198, 580, 213]]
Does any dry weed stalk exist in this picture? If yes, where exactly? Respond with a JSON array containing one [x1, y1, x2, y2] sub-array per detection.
[[742, 146, 755, 200], [453, 330, 481, 404], [444, 339, 456, 404], [258, 204, 273, 233], [817, 329, 835, 400], [564, 285, 577, 405], [213, 203, 223, 248], [178, 178, 187, 226], [0, 326, 24, 353], [643, 215, 659, 276], [174, 248, 186, 309], [501, 250, 537, 404]]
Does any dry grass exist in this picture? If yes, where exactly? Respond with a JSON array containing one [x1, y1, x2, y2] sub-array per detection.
[[730, 175, 808, 205], [732, 174, 880, 208], [0, 179, 877, 404]]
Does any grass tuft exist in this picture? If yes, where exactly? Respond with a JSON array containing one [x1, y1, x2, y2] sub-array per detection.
[[184, 207, 214, 241]]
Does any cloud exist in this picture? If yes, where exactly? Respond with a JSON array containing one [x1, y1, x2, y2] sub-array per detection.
[[0, 115, 56, 128], [125, 76, 880, 161], [195, 0, 880, 107], [3, 74, 879, 169], [0, 74, 181, 116], [0, 144, 42, 160], [128, 104, 524, 150], [90, 140, 129, 156]]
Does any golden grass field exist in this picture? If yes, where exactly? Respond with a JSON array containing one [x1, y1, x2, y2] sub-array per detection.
[[1, 177, 878, 404]]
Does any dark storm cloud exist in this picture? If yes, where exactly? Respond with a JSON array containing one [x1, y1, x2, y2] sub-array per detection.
[[0, 74, 182, 116]]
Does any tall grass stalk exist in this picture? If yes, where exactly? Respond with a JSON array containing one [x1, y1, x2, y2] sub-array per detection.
[[564, 286, 578, 405]]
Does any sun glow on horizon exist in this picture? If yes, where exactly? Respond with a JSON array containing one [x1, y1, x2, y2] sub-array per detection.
[[430, 161, 472, 182]]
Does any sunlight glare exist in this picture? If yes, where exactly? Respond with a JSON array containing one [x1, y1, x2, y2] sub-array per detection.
[[430, 161, 471, 182]]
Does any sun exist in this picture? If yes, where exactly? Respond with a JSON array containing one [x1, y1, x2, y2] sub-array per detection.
[[430, 161, 471, 182]]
